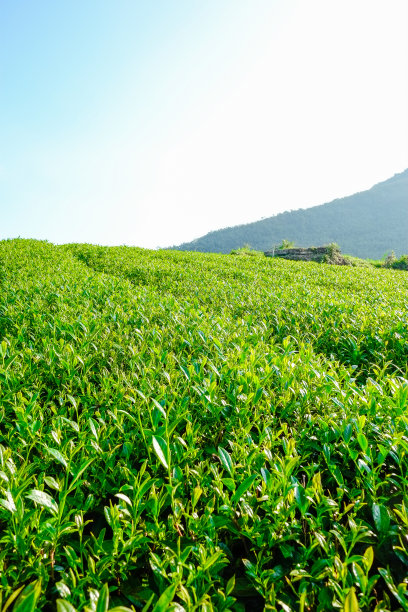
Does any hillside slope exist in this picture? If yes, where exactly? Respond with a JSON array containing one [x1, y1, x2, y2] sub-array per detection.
[[173, 169, 408, 258]]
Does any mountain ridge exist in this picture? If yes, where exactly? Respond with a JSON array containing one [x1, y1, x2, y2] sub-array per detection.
[[171, 169, 408, 259]]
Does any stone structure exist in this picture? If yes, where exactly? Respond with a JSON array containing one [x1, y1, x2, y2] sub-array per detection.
[[264, 246, 340, 263]]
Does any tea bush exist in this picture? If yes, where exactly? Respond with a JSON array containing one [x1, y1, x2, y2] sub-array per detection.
[[0, 239, 408, 611]]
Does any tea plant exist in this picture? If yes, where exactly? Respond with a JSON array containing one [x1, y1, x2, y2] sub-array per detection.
[[0, 239, 408, 610]]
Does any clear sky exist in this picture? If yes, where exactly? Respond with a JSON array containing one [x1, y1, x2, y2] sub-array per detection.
[[1, 0, 407, 248]]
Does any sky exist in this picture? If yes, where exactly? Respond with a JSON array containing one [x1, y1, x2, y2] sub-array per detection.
[[1, 0, 407, 249]]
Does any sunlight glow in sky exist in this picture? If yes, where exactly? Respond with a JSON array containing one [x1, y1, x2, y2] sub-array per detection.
[[1, 0, 407, 248]]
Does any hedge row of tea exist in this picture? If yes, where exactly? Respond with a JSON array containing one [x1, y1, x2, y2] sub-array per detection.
[[0, 239, 408, 611]]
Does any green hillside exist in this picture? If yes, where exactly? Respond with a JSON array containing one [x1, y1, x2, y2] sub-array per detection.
[[1, 239, 408, 610], [173, 169, 408, 258]]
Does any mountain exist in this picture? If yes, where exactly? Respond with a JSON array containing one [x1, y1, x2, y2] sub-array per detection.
[[171, 169, 408, 259]]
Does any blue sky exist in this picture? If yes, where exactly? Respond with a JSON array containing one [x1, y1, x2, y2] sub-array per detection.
[[1, 1, 407, 248]]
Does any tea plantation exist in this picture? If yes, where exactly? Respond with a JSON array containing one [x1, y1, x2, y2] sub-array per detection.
[[1, 239, 408, 611]]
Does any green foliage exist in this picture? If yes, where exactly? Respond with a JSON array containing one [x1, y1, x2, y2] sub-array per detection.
[[321, 242, 340, 264], [277, 239, 295, 250], [1, 238, 408, 610], [326, 241, 340, 255], [229, 244, 262, 257], [382, 251, 397, 268], [391, 255, 408, 271], [382, 252, 408, 271], [342, 255, 374, 268]]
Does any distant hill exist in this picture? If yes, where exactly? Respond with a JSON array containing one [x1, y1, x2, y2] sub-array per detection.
[[172, 169, 408, 259]]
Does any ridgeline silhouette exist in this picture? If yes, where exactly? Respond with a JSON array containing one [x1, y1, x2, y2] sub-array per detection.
[[172, 169, 408, 259]]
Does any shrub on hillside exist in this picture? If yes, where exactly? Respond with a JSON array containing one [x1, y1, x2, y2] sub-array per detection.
[[382, 251, 397, 268], [277, 239, 296, 249], [391, 254, 408, 270], [230, 244, 262, 256], [382, 252, 408, 270]]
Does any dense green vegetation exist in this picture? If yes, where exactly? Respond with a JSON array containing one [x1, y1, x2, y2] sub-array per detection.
[[173, 169, 408, 259], [382, 253, 408, 272], [1, 239, 408, 611]]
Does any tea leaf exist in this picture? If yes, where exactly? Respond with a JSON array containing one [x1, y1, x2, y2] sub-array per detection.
[[152, 435, 169, 470], [363, 546, 374, 571], [12, 580, 42, 612], [26, 489, 58, 515], [0, 490, 17, 513], [218, 446, 233, 475], [44, 446, 68, 469], [232, 475, 257, 504], [96, 583, 109, 612], [343, 587, 359, 612], [372, 503, 390, 533], [56, 601, 77, 612], [357, 433, 368, 453], [152, 582, 178, 611], [1, 585, 26, 612]]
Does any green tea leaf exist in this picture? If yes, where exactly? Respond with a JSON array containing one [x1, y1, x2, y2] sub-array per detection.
[[1, 584, 25, 612], [372, 503, 390, 533], [218, 446, 233, 475], [254, 387, 263, 404], [141, 594, 155, 612], [261, 467, 271, 487], [343, 587, 359, 612], [343, 423, 353, 443], [96, 583, 109, 612], [44, 476, 61, 491], [152, 582, 178, 611], [232, 475, 257, 504], [152, 435, 169, 470], [226, 575, 236, 596], [0, 490, 17, 513], [26, 489, 58, 515], [44, 446, 68, 469], [242, 558, 256, 579], [56, 601, 77, 612], [13, 580, 42, 612], [357, 433, 368, 453], [192, 486, 202, 508], [363, 546, 374, 571], [67, 394, 77, 409], [294, 483, 308, 515], [152, 398, 167, 419], [222, 477, 236, 492], [115, 492, 132, 506]]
